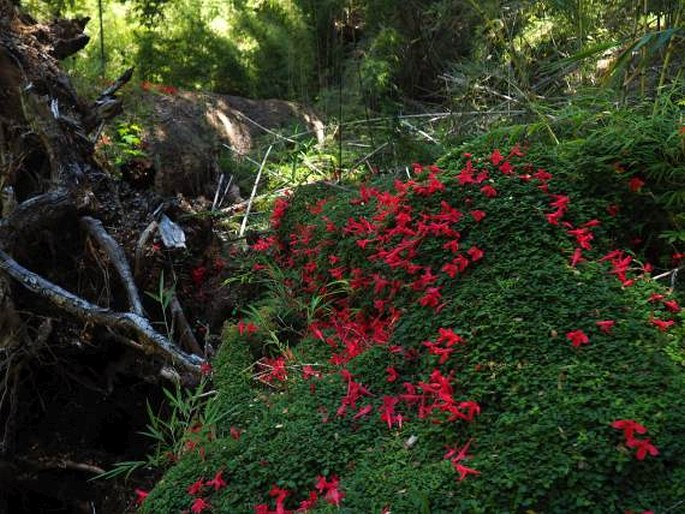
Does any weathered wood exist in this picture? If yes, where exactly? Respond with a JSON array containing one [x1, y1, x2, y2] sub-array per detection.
[[80, 215, 145, 317], [169, 292, 204, 356], [0, 189, 75, 244], [0, 248, 203, 372]]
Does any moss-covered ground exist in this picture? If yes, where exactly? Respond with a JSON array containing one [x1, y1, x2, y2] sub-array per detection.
[[139, 142, 685, 513]]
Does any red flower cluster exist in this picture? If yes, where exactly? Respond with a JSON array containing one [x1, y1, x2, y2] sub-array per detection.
[[239, 143, 675, 510], [140, 81, 178, 95], [611, 419, 659, 461], [254, 475, 344, 513], [566, 329, 589, 348], [646, 293, 680, 332], [444, 439, 480, 481], [270, 197, 290, 229]]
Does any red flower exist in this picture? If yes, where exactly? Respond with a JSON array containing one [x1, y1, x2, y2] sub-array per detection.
[[509, 144, 525, 157], [308, 199, 327, 215], [444, 440, 480, 481], [490, 149, 504, 165], [187, 478, 205, 495], [627, 437, 659, 460], [480, 184, 498, 198], [550, 194, 570, 210], [570, 247, 584, 267], [269, 485, 290, 514], [456, 400, 481, 421], [467, 246, 484, 262], [454, 463, 481, 481], [297, 491, 319, 512], [200, 362, 213, 376], [664, 299, 681, 313], [379, 396, 402, 429], [567, 227, 594, 250], [546, 209, 564, 225], [159, 85, 178, 95], [134, 489, 149, 505], [206, 470, 227, 491], [454, 254, 470, 272], [238, 321, 258, 336], [261, 356, 288, 382], [190, 497, 211, 513], [611, 419, 648, 440], [629, 177, 645, 192], [386, 367, 399, 382], [533, 169, 553, 182], [191, 266, 206, 287], [499, 160, 514, 174], [441, 261, 459, 278], [607, 204, 620, 217], [353, 404, 373, 419], [315, 475, 344, 507], [302, 365, 322, 380], [442, 239, 460, 253], [419, 287, 442, 309], [596, 320, 615, 334], [651, 318, 674, 331], [423, 340, 454, 364], [650, 318, 675, 332], [437, 328, 463, 346], [444, 439, 473, 462], [230, 426, 243, 440], [566, 329, 589, 348], [470, 210, 486, 222]]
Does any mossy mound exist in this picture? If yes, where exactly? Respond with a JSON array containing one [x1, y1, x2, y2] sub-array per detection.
[[140, 145, 685, 513]]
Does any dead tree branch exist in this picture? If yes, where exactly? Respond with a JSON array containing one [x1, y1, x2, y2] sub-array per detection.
[[169, 293, 203, 356], [0, 248, 203, 373], [80, 216, 145, 317]]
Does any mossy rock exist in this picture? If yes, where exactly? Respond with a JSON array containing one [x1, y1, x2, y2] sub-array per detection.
[[141, 146, 685, 513]]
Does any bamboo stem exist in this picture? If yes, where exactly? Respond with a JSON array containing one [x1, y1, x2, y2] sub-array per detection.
[[239, 146, 272, 238]]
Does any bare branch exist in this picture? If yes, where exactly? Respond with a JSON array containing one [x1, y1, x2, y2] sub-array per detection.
[[239, 145, 272, 237], [134, 219, 159, 281], [168, 293, 203, 356], [0, 249, 202, 373], [80, 216, 144, 317]]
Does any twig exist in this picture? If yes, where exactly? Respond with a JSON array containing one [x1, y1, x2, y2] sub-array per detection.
[[239, 145, 272, 237], [664, 499, 685, 513], [96, 67, 134, 100], [80, 216, 144, 317], [652, 267, 683, 280], [232, 111, 298, 144], [211, 173, 223, 211], [0, 189, 74, 242], [168, 293, 203, 356], [217, 174, 234, 210], [652, 266, 684, 289], [400, 119, 440, 144], [134, 219, 159, 280], [349, 142, 390, 171], [340, 110, 527, 128], [0, 248, 203, 372], [221, 187, 290, 214], [16, 456, 106, 475], [222, 144, 262, 167]]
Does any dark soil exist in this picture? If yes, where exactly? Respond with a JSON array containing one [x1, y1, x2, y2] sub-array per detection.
[[2, 363, 165, 513]]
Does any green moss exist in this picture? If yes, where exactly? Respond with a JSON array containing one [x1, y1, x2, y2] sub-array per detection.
[[142, 147, 685, 513]]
